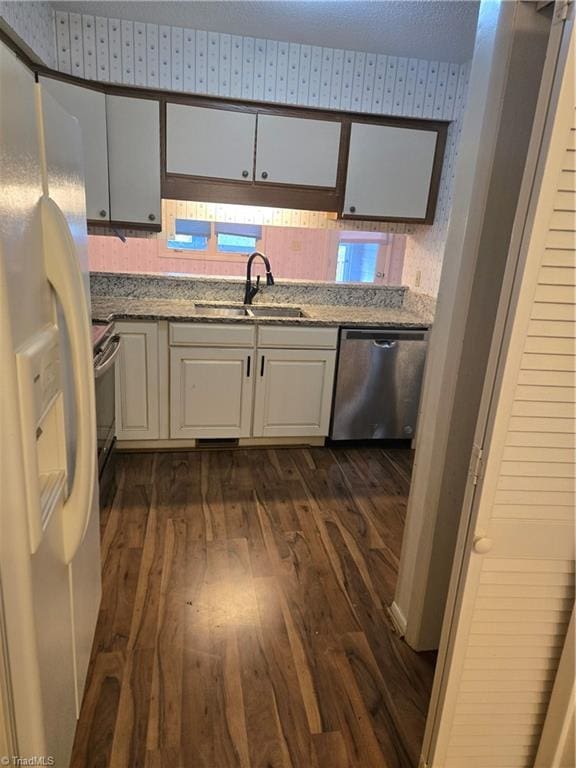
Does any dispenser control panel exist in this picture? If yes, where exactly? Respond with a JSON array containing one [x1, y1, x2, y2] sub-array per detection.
[[16, 324, 66, 553], [18, 325, 61, 427]]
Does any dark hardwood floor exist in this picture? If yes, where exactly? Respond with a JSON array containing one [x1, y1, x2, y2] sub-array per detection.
[[71, 446, 436, 768]]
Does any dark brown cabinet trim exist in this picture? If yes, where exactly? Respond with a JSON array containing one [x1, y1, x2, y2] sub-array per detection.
[[2, 28, 449, 226], [88, 219, 162, 233], [340, 122, 449, 224], [160, 100, 353, 213], [160, 96, 448, 221]]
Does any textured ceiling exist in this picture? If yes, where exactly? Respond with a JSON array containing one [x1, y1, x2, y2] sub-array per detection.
[[50, 1, 479, 63]]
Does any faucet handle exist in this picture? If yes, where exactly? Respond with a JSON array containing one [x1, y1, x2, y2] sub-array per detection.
[[247, 274, 261, 303]]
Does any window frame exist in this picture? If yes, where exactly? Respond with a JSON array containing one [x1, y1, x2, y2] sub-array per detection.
[[336, 239, 381, 283], [164, 220, 264, 262], [216, 231, 259, 254]]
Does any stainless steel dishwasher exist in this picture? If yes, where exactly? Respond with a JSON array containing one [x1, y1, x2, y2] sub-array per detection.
[[330, 327, 428, 440]]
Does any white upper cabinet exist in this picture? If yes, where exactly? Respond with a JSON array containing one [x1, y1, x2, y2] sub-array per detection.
[[166, 103, 257, 181], [343, 123, 438, 220], [39, 78, 445, 223], [255, 114, 341, 188], [106, 94, 161, 225], [40, 77, 109, 222]]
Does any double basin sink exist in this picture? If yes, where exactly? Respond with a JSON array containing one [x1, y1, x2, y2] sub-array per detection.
[[196, 303, 306, 319]]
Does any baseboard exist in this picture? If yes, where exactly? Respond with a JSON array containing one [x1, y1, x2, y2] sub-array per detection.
[[116, 438, 198, 450], [116, 435, 326, 451], [239, 436, 325, 447], [387, 601, 407, 637]]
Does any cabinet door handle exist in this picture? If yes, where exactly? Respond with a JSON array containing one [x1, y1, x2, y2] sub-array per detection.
[[246, 355, 251, 377], [260, 355, 265, 376], [242, 170, 249, 178], [99, 209, 107, 218], [261, 171, 268, 180], [148, 213, 156, 221], [349, 205, 356, 213]]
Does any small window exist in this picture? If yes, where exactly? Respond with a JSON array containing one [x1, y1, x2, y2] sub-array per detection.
[[336, 242, 379, 283], [168, 219, 210, 251], [217, 233, 257, 254], [215, 223, 262, 254]]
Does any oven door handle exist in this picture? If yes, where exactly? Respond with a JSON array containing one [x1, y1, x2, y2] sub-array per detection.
[[94, 335, 121, 379]]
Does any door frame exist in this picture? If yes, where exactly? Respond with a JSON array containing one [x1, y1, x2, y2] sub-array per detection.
[[420, 6, 573, 764], [0, 579, 17, 758], [393, 0, 563, 653]]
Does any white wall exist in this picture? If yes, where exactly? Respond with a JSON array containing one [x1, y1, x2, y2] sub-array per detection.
[[394, 0, 554, 652]]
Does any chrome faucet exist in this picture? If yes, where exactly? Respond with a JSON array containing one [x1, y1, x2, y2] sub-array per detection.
[[244, 251, 274, 305]]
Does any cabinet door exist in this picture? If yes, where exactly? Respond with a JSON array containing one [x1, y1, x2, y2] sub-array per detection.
[[40, 77, 109, 222], [253, 349, 336, 437], [106, 95, 161, 225], [166, 103, 256, 181], [170, 347, 254, 438], [115, 322, 160, 440], [255, 114, 341, 187], [344, 123, 438, 220]]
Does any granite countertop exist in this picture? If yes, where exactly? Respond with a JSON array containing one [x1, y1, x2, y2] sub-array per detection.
[[91, 296, 433, 328]]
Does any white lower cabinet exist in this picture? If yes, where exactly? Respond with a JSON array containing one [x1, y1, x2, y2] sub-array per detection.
[[170, 347, 254, 438], [253, 348, 337, 437], [115, 321, 340, 443], [115, 321, 160, 440]]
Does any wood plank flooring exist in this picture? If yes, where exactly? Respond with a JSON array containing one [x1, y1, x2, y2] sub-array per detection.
[[71, 446, 436, 768]]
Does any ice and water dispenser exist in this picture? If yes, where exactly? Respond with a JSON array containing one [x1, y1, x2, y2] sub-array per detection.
[[16, 325, 67, 553]]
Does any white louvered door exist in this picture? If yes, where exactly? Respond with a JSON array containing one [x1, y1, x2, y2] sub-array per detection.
[[424, 17, 575, 768]]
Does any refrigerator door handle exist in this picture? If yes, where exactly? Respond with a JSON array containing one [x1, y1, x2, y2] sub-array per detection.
[[41, 196, 96, 565]]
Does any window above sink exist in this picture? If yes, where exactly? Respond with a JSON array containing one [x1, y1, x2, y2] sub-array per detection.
[[89, 199, 408, 288], [168, 220, 263, 256]]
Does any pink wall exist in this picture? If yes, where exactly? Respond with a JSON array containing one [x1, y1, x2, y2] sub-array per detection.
[[88, 226, 406, 283], [88, 233, 239, 275], [261, 227, 338, 281]]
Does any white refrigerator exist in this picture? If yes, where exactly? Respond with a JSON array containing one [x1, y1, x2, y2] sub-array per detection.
[[0, 41, 101, 764]]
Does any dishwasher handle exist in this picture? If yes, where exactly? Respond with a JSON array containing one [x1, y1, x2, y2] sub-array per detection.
[[373, 339, 397, 349], [343, 328, 428, 342]]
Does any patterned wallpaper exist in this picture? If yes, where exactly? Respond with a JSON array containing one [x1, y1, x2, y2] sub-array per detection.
[[52, 9, 468, 124], [163, 200, 411, 234], [0, 1, 56, 67], [0, 3, 472, 296]]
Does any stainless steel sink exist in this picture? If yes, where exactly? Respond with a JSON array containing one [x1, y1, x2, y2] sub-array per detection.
[[247, 306, 305, 318], [195, 304, 248, 317], [195, 303, 305, 318]]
